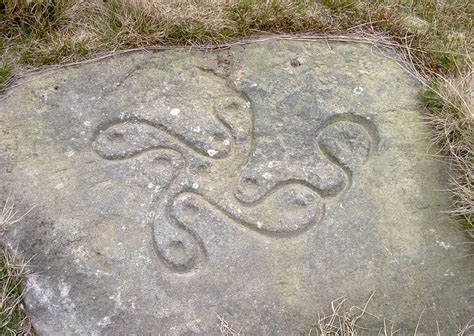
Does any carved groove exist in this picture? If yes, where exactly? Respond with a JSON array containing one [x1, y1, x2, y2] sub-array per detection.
[[92, 88, 378, 275]]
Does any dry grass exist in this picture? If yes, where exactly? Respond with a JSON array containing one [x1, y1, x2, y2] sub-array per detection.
[[458, 319, 474, 336], [422, 70, 473, 234], [0, 198, 33, 335], [1, 1, 471, 69], [309, 294, 400, 336], [218, 292, 474, 335], [0, 248, 32, 335], [218, 314, 244, 336], [0, 0, 472, 230]]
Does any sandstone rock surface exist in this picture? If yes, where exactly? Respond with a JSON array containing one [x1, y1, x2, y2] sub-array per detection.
[[0, 40, 472, 334]]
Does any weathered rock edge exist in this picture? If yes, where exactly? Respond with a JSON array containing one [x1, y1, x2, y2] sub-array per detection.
[[0, 40, 472, 335]]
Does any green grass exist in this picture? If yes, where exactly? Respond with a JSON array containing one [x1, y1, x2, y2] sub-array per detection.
[[0, 64, 12, 91], [0, 249, 31, 335], [1, 1, 472, 70], [2, 0, 471, 231], [0, 198, 32, 335]]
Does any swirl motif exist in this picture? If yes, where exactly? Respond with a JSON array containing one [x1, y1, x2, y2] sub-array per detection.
[[93, 87, 378, 274]]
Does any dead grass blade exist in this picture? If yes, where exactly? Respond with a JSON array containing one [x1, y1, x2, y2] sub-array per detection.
[[0, 196, 35, 231], [0, 248, 33, 334], [218, 314, 243, 336], [0, 198, 34, 334], [310, 291, 396, 336]]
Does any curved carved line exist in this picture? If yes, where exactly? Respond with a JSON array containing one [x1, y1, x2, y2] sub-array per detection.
[[212, 96, 253, 141], [93, 116, 235, 160], [234, 112, 378, 206], [92, 145, 188, 164], [316, 113, 380, 154], [152, 203, 209, 275], [315, 113, 378, 198], [173, 187, 325, 239], [234, 177, 348, 207]]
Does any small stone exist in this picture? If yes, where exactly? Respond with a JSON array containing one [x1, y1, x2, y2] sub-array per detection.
[[64, 149, 75, 157], [353, 86, 364, 95], [170, 108, 180, 116], [402, 15, 430, 35], [290, 58, 302, 67], [207, 149, 218, 157], [262, 172, 272, 179]]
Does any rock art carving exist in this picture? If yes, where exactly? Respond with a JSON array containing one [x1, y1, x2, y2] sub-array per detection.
[[93, 81, 378, 275]]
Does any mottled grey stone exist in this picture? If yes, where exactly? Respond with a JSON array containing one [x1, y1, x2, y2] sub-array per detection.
[[0, 40, 472, 335]]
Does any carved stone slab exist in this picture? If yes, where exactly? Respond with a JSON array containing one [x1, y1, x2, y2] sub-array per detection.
[[0, 40, 472, 334]]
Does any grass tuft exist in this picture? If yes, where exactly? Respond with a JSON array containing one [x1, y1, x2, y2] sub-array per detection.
[[1, 1, 472, 71], [308, 293, 400, 336], [3, 0, 469, 233], [0, 248, 32, 335], [422, 69, 473, 235], [217, 293, 474, 335], [0, 64, 12, 91], [218, 314, 243, 336], [0, 198, 33, 334]]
